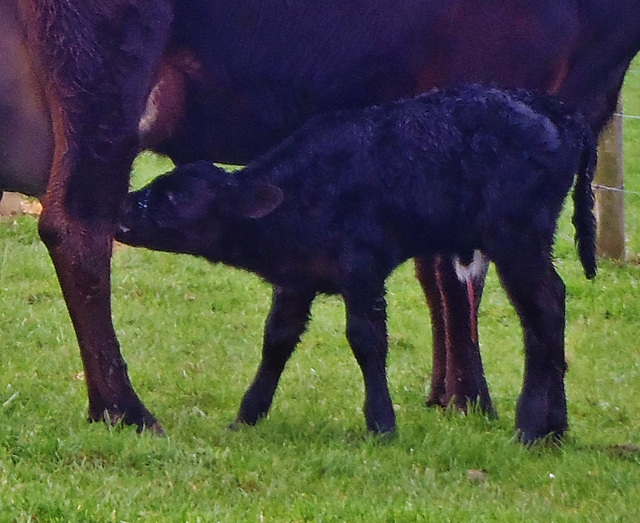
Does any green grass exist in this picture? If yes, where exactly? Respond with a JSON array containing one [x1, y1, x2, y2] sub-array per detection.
[[1, 66, 640, 521]]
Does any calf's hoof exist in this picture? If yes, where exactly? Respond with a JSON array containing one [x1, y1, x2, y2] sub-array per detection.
[[228, 420, 245, 431], [516, 396, 567, 445], [365, 407, 396, 436], [516, 416, 567, 446], [369, 426, 398, 445], [229, 412, 264, 431], [517, 428, 564, 446]]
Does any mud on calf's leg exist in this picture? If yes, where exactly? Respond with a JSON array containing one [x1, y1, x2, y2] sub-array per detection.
[[415, 255, 495, 416], [234, 286, 315, 427]]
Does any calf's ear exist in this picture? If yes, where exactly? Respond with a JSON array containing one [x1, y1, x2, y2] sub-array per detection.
[[227, 182, 284, 219]]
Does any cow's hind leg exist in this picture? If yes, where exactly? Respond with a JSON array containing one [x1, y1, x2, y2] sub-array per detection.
[[29, 1, 172, 432], [415, 255, 494, 415], [234, 286, 315, 427], [494, 257, 567, 444]]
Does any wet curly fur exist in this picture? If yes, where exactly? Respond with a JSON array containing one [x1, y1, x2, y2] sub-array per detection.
[[118, 84, 597, 441]]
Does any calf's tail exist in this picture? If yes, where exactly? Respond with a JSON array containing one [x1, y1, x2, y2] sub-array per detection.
[[571, 127, 598, 280]]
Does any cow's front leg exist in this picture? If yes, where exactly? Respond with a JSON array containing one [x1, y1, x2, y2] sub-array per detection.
[[414, 256, 448, 407], [415, 255, 494, 416], [29, 0, 172, 432], [343, 284, 395, 434], [234, 286, 315, 427], [39, 211, 161, 431]]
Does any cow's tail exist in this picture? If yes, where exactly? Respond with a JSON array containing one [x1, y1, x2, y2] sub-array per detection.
[[571, 124, 598, 280]]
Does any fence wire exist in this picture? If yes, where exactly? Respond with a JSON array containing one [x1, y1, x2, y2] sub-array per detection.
[[616, 113, 640, 120], [597, 99, 639, 198]]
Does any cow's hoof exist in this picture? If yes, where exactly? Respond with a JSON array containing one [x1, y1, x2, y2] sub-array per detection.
[[425, 390, 447, 409], [426, 393, 498, 420], [140, 419, 166, 436], [88, 406, 165, 436]]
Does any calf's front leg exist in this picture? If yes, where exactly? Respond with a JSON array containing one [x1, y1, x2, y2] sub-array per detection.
[[234, 286, 315, 427]]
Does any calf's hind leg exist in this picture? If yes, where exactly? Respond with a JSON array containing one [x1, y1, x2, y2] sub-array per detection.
[[343, 284, 396, 434], [234, 286, 315, 427], [495, 258, 567, 444]]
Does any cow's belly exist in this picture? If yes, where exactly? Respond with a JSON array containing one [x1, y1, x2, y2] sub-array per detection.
[[0, 1, 53, 197]]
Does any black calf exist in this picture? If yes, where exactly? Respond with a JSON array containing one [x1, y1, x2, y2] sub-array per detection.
[[117, 85, 597, 442]]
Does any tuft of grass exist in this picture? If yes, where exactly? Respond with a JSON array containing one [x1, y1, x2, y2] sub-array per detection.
[[0, 60, 639, 522]]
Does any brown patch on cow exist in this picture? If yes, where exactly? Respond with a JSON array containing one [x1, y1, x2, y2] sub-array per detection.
[[139, 48, 204, 149], [418, 67, 445, 95], [548, 58, 571, 94]]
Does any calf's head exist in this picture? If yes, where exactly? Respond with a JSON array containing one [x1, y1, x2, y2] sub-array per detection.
[[116, 161, 283, 256]]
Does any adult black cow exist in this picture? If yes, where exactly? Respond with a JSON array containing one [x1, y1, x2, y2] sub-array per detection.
[[2, 0, 639, 437]]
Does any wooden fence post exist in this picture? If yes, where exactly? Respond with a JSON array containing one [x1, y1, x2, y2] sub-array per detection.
[[594, 99, 625, 260]]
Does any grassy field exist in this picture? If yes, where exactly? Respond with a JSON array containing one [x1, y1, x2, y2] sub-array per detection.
[[1, 72, 640, 521]]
